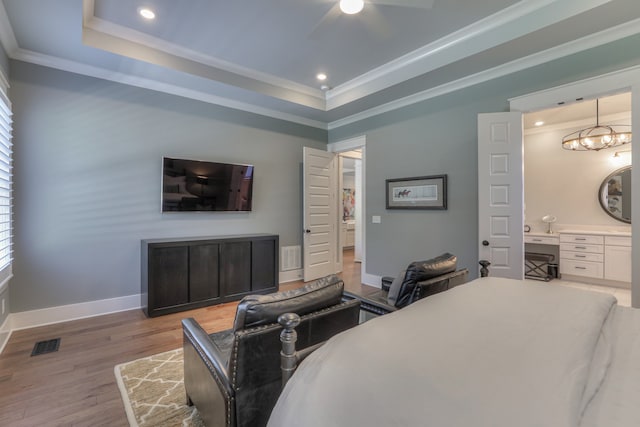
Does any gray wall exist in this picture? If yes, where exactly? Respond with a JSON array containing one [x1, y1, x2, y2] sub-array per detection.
[[10, 61, 326, 312], [330, 33, 640, 279]]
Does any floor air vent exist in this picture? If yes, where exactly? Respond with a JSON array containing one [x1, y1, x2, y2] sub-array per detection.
[[31, 338, 61, 356]]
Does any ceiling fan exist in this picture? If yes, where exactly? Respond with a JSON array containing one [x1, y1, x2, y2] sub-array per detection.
[[309, 0, 435, 39]]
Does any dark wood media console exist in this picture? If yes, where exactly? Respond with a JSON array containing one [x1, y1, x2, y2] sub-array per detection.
[[141, 234, 279, 317]]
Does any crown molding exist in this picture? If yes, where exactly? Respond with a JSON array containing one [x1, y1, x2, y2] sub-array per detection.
[[0, 1, 18, 57], [325, 0, 612, 110], [84, 15, 321, 99], [4, 0, 640, 131], [82, 1, 326, 111], [327, 17, 640, 130], [11, 48, 328, 130]]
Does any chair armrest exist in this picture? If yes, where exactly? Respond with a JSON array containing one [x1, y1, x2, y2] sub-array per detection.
[[343, 290, 397, 316], [182, 318, 234, 399]]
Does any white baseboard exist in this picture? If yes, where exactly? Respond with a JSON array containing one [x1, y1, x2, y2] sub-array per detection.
[[0, 267, 364, 355], [3, 268, 304, 336], [362, 272, 382, 288], [0, 315, 11, 354], [279, 268, 303, 283], [9, 294, 142, 332]]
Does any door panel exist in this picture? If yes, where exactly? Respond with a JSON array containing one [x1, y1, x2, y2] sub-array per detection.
[[478, 113, 524, 279], [303, 147, 337, 282]]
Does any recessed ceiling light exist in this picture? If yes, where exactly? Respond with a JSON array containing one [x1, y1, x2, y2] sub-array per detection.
[[316, 73, 327, 81], [340, 0, 364, 14], [139, 8, 156, 20], [534, 121, 545, 126]]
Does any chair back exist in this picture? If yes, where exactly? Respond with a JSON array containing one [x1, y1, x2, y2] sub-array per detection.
[[228, 276, 360, 427]]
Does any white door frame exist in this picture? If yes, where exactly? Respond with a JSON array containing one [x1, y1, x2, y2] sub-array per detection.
[[328, 135, 378, 287], [508, 65, 640, 308]]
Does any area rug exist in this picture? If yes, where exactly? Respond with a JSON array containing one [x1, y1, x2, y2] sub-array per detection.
[[114, 348, 205, 427]]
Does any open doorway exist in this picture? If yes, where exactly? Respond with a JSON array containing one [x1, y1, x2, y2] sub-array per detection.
[[521, 92, 632, 304], [328, 136, 368, 285], [339, 150, 362, 282]]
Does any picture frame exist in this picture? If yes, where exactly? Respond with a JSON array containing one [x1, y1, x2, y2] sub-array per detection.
[[385, 174, 447, 210]]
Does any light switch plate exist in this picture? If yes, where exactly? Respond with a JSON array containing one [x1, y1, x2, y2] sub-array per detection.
[[372, 215, 381, 223]]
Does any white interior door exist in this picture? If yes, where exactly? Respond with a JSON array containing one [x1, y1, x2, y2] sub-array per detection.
[[303, 147, 338, 282], [478, 112, 524, 279]]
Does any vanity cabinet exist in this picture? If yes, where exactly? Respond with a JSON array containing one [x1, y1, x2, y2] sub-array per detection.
[[142, 234, 279, 317], [559, 232, 631, 285], [560, 234, 604, 279], [604, 236, 632, 283]]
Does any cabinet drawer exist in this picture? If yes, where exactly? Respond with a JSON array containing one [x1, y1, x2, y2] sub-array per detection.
[[560, 259, 603, 278], [604, 236, 631, 247], [560, 234, 604, 245], [524, 235, 559, 245], [560, 243, 603, 254], [560, 251, 603, 262]]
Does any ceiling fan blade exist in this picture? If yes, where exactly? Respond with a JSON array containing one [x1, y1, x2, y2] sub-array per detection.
[[307, 3, 343, 40], [370, 0, 435, 8]]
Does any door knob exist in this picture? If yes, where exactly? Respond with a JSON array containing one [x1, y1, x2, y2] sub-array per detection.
[[482, 240, 490, 246], [304, 229, 311, 234]]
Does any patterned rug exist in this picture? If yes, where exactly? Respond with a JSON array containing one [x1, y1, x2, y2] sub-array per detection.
[[114, 348, 205, 427]]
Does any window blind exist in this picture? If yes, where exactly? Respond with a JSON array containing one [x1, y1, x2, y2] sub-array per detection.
[[0, 89, 12, 278]]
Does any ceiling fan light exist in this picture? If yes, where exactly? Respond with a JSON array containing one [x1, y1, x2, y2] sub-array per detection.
[[340, 0, 364, 14]]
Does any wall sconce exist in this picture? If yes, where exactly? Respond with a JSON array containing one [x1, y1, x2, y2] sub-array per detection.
[[610, 149, 631, 166]]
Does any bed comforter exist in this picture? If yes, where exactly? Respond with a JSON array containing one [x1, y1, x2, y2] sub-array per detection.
[[268, 277, 640, 427]]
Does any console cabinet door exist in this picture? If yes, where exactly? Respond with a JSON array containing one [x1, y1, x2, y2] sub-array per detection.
[[189, 244, 220, 302], [149, 246, 189, 309], [221, 242, 251, 296], [252, 239, 277, 291]]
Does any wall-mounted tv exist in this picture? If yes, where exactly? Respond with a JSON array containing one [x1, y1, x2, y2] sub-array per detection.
[[162, 157, 254, 212]]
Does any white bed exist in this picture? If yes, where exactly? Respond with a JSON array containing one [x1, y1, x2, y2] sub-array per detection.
[[268, 277, 640, 427]]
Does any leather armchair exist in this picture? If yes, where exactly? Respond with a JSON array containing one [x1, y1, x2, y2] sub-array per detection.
[[182, 274, 360, 427], [343, 253, 469, 315]]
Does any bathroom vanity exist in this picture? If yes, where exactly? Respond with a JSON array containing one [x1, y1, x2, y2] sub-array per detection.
[[525, 230, 631, 288]]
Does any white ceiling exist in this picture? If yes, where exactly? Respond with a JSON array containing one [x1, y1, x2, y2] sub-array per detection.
[[524, 92, 632, 130], [1, 0, 640, 128]]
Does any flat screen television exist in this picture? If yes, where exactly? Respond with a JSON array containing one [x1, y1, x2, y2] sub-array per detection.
[[162, 157, 254, 212]]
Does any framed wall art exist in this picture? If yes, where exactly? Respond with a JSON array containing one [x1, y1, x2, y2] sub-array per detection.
[[386, 174, 447, 210]]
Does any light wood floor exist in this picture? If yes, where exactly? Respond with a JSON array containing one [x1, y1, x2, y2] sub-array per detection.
[[0, 249, 368, 426]]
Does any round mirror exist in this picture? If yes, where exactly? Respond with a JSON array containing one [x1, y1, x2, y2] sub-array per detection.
[[599, 166, 631, 223]]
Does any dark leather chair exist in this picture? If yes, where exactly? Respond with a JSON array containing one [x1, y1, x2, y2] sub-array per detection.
[[181, 274, 360, 427], [343, 253, 469, 316]]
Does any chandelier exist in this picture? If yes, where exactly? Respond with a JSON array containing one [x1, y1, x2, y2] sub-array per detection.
[[561, 99, 631, 151]]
